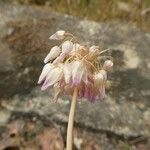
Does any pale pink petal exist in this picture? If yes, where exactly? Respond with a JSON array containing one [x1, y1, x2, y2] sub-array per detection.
[[103, 60, 113, 71], [60, 79, 65, 88], [41, 67, 63, 90], [49, 30, 65, 40], [53, 84, 61, 102], [62, 41, 73, 54], [63, 63, 72, 84], [38, 63, 54, 84], [44, 46, 61, 63], [99, 69, 107, 81], [72, 61, 86, 85], [84, 86, 90, 98], [59, 53, 67, 61]]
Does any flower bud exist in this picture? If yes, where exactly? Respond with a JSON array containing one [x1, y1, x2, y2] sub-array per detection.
[[44, 46, 61, 63], [103, 60, 113, 71], [38, 63, 54, 84], [49, 30, 66, 40], [63, 63, 72, 84], [72, 61, 86, 86], [41, 67, 63, 90], [88, 45, 99, 60], [62, 40, 73, 54]]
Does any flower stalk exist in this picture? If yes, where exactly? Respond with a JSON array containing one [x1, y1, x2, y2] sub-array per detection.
[[38, 30, 113, 150], [66, 87, 78, 150]]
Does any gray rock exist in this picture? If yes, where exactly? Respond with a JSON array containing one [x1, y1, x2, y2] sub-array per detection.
[[0, 3, 150, 142], [1, 87, 149, 138]]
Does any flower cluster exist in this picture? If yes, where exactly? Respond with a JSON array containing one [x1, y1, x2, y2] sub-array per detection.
[[38, 30, 113, 102]]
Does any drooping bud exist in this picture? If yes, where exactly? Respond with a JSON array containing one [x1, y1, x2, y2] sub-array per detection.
[[44, 46, 61, 63], [88, 45, 100, 60], [62, 40, 73, 54], [49, 30, 66, 40], [103, 60, 113, 71], [38, 63, 54, 84], [72, 61, 86, 86], [63, 63, 72, 84], [41, 67, 63, 90]]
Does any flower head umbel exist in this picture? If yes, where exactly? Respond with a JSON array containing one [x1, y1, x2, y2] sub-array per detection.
[[38, 30, 113, 102]]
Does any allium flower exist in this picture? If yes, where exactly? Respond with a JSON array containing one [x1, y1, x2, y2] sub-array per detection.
[[38, 30, 113, 150], [38, 31, 113, 102]]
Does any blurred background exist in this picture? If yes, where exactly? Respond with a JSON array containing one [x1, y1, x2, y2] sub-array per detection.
[[0, 0, 150, 150]]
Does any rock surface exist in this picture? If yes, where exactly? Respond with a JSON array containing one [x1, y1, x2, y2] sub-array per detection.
[[0, 3, 150, 150]]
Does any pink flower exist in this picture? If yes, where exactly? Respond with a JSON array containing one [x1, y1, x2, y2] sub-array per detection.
[[49, 30, 66, 40], [38, 31, 113, 102]]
